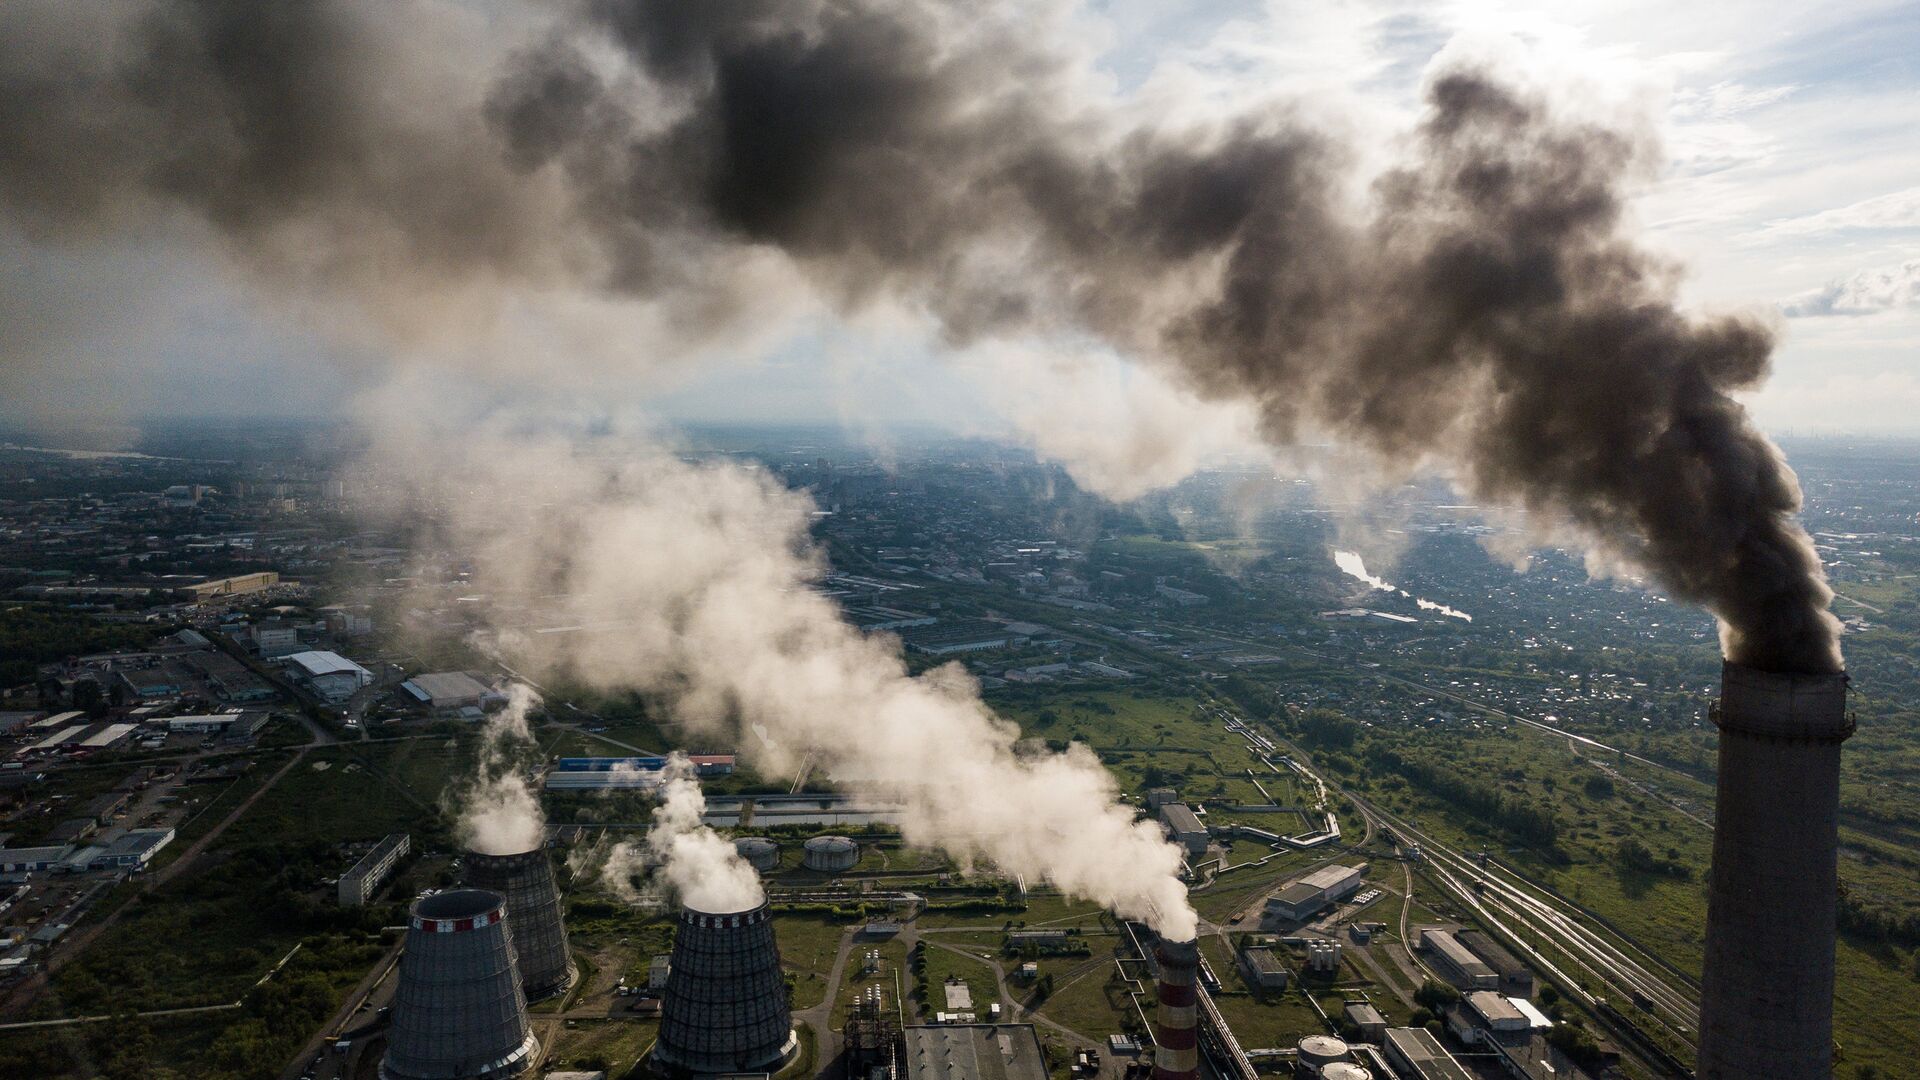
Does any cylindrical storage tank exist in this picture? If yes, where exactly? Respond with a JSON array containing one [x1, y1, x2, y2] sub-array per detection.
[[1151, 938, 1199, 1080], [734, 837, 780, 873], [463, 848, 577, 1002], [1319, 1064, 1371, 1080], [1297, 1035, 1350, 1071], [381, 889, 537, 1080], [654, 901, 797, 1076], [801, 834, 858, 873]]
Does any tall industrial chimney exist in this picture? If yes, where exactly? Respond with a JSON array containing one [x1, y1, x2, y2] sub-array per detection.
[[1697, 662, 1851, 1080], [381, 889, 539, 1080], [652, 900, 797, 1076], [1152, 938, 1200, 1080], [463, 847, 578, 1002]]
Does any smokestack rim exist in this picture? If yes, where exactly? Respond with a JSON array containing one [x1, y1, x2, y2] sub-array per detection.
[[1715, 661, 1853, 744]]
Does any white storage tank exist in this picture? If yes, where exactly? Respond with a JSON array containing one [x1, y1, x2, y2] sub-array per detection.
[[802, 834, 859, 872], [735, 836, 780, 872], [1298, 1035, 1350, 1070], [1319, 1063, 1371, 1080]]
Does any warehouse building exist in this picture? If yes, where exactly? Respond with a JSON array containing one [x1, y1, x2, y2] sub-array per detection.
[[1456, 929, 1534, 995], [400, 671, 505, 715], [1158, 802, 1209, 857], [896, 620, 1014, 655], [542, 755, 736, 790], [1384, 1027, 1475, 1080], [338, 833, 410, 907], [31, 726, 87, 752], [283, 651, 373, 702], [0, 845, 73, 875], [1239, 946, 1290, 990], [1344, 1002, 1387, 1042], [1447, 990, 1531, 1045], [180, 572, 279, 600], [1264, 863, 1366, 922], [1422, 928, 1499, 990], [79, 723, 137, 750], [85, 828, 175, 871], [903, 1025, 1048, 1080]]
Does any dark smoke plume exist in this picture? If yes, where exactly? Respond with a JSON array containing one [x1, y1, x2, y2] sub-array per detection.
[[0, 0, 1841, 673]]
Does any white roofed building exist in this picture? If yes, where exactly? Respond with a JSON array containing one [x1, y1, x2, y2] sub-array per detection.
[[284, 651, 373, 702]]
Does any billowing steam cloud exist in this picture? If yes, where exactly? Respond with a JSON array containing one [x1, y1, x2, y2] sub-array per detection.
[[0, 0, 1839, 673], [453, 682, 547, 856], [607, 754, 766, 914], [389, 426, 1198, 938]]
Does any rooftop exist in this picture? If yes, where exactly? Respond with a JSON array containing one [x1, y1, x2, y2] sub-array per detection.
[[285, 650, 371, 678], [903, 1025, 1048, 1080]]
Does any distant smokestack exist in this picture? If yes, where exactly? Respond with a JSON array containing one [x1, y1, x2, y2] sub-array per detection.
[[381, 889, 538, 1080], [653, 900, 797, 1076], [1152, 938, 1200, 1080], [463, 847, 578, 1002], [1698, 662, 1852, 1079]]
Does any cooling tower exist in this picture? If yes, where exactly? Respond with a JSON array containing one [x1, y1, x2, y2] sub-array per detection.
[[1697, 662, 1851, 1080], [463, 847, 577, 1001], [653, 900, 797, 1076], [381, 889, 538, 1080], [1152, 938, 1200, 1080]]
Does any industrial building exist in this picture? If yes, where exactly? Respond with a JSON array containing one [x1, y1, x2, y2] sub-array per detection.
[[1382, 1027, 1474, 1080], [803, 834, 860, 872], [1343, 1002, 1387, 1042], [543, 755, 737, 791], [1446, 991, 1531, 1044], [166, 712, 268, 737], [402, 671, 506, 715], [246, 621, 302, 657], [903, 1024, 1048, 1080], [1157, 803, 1209, 858], [1454, 930, 1533, 995], [1265, 863, 1366, 922], [0, 845, 72, 875], [895, 619, 1014, 655], [463, 847, 577, 1001], [79, 723, 136, 749], [381, 889, 538, 1080], [654, 901, 797, 1075], [1420, 929, 1498, 990], [180, 572, 279, 600], [74, 828, 174, 871], [283, 650, 374, 702], [1239, 946, 1290, 990], [339, 833, 410, 907]]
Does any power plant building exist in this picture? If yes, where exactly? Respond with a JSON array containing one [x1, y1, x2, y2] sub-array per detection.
[[339, 833, 410, 907], [380, 889, 539, 1080], [1382, 1027, 1473, 1080], [543, 755, 737, 791], [463, 847, 577, 1002], [1265, 863, 1365, 921], [654, 901, 796, 1075], [283, 650, 374, 702], [903, 1024, 1048, 1080], [1420, 929, 1497, 990], [1157, 803, 1208, 858]]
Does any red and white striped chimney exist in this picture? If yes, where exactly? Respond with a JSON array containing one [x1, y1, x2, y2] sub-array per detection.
[[1153, 938, 1200, 1080]]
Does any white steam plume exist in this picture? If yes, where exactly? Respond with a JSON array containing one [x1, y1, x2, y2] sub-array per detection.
[[380, 418, 1198, 940], [641, 754, 765, 913], [454, 681, 547, 856]]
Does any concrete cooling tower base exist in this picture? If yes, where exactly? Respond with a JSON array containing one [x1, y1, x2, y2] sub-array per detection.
[[1697, 662, 1851, 1080], [380, 889, 538, 1080], [652, 902, 797, 1077]]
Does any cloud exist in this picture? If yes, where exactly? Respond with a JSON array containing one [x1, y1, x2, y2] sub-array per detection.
[[1781, 258, 1920, 317], [1781, 258, 1920, 316], [1751, 185, 1920, 240]]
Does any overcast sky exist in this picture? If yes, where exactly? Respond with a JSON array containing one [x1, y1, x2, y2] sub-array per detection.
[[3, 0, 1916, 441]]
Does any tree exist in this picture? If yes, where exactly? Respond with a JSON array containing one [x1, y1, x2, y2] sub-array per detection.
[[72, 679, 107, 719], [1415, 979, 1460, 1010], [1584, 775, 1615, 800]]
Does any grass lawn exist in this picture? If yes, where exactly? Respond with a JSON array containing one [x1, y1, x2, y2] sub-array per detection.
[[772, 912, 856, 1008]]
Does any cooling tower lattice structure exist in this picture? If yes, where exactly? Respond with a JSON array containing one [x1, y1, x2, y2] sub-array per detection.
[[380, 889, 538, 1080], [1697, 662, 1852, 1080], [653, 900, 797, 1076], [1152, 938, 1200, 1080], [462, 847, 577, 1002]]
